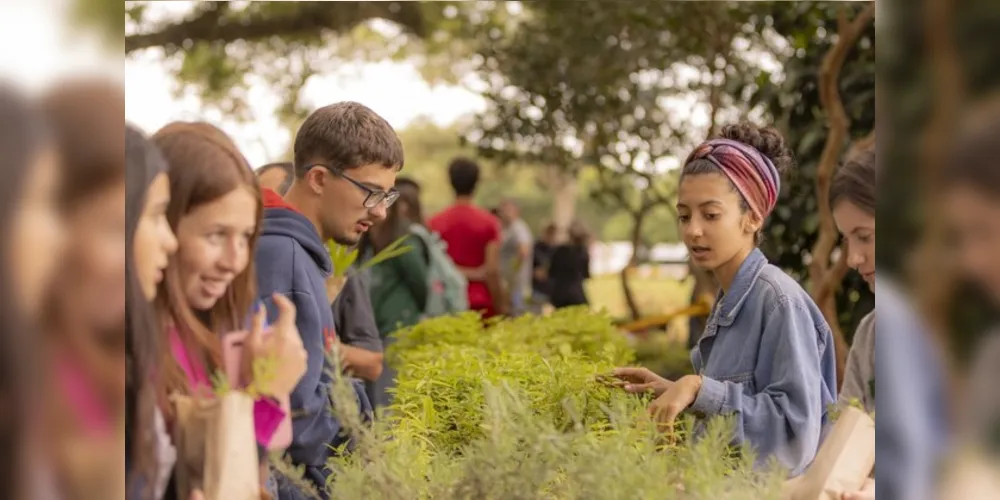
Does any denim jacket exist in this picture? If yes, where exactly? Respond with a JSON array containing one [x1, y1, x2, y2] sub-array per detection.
[[688, 248, 838, 477]]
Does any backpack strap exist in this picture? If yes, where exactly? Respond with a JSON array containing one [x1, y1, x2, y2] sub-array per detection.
[[408, 223, 432, 265]]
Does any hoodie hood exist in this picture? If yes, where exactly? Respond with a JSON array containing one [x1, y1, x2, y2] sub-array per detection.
[[260, 189, 333, 276]]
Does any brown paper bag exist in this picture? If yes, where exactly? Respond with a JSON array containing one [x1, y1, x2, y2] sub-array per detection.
[[782, 407, 875, 500], [172, 392, 261, 500]]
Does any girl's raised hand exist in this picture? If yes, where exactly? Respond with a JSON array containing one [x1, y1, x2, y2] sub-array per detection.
[[248, 294, 307, 397]]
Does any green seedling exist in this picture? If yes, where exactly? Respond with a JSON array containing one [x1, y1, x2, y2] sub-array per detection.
[[328, 234, 413, 277]]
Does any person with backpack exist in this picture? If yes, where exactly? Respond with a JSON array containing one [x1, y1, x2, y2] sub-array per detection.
[[360, 177, 426, 409], [429, 158, 506, 317]]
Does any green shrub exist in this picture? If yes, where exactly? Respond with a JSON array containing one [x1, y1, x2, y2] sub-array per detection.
[[632, 334, 696, 380], [276, 308, 787, 499], [386, 307, 635, 368]]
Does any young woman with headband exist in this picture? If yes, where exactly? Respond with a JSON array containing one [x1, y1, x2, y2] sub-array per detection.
[[613, 122, 838, 477]]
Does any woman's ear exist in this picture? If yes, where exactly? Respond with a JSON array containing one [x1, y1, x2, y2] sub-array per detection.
[[742, 213, 763, 235]]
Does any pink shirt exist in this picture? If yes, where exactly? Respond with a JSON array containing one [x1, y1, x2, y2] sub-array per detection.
[[169, 328, 288, 448], [56, 354, 113, 436]]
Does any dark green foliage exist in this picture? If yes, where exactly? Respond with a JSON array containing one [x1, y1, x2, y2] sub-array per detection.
[[748, 2, 876, 336]]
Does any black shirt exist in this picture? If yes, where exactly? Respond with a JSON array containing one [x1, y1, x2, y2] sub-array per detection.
[[531, 241, 554, 295], [548, 243, 590, 308]]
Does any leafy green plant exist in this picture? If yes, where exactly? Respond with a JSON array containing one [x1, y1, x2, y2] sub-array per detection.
[[307, 308, 788, 499], [328, 234, 413, 277], [209, 355, 278, 399], [269, 453, 324, 500]]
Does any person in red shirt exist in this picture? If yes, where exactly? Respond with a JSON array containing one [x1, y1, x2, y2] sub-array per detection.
[[428, 157, 507, 317]]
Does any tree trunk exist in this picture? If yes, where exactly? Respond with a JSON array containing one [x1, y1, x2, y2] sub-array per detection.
[[811, 3, 875, 389], [621, 210, 647, 321], [545, 165, 579, 243]]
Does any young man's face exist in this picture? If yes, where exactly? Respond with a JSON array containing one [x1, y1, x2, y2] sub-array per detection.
[[318, 163, 398, 246]]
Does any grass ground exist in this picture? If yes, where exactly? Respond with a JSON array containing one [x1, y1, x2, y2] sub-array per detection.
[[584, 273, 697, 375], [585, 273, 693, 319]]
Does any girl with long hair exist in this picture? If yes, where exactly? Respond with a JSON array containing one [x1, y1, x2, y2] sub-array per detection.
[[150, 122, 306, 496], [124, 123, 179, 499], [40, 78, 134, 499], [359, 176, 429, 408], [0, 84, 66, 500], [829, 144, 876, 500]]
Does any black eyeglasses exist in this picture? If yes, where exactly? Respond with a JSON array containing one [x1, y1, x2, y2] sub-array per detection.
[[311, 164, 400, 209]]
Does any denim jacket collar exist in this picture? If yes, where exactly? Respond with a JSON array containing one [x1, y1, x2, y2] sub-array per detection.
[[714, 248, 768, 327]]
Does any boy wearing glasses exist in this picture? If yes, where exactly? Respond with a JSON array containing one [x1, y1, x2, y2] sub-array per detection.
[[254, 101, 404, 499]]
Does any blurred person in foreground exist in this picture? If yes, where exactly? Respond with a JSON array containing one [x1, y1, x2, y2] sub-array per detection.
[[548, 221, 592, 309], [934, 95, 1000, 497], [40, 78, 135, 500], [874, 153, 953, 500], [254, 102, 400, 498], [497, 198, 533, 316], [612, 122, 837, 477], [828, 144, 876, 500], [0, 84, 66, 500], [429, 158, 507, 317], [359, 176, 429, 409]]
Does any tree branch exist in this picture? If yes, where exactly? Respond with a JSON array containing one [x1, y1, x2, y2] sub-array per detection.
[[809, 2, 875, 387], [810, 2, 875, 292], [125, 1, 427, 54]]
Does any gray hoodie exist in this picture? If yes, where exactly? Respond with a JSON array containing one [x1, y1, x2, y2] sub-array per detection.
[[840, 311, 876, 414]]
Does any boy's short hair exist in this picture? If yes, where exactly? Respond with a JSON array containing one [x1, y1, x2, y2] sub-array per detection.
[[447, 156, 480, 196], [293, 101, 404, 177]]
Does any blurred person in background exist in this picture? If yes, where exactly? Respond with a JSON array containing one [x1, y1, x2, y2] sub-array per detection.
[[498, 198, 533, 316], [330, 270, 383, 384], [360, 176, 429, 409], [530, 223, 558, 314], [613, 123, 838, 477], [40, 78, 134, 500], [123, 124, 179, 499], [548, 221, 591, 309], [429, 158, 507, 317], [257, 161, 294, 196], [151, 122, 306, 497], [0, 84, 66, 500], [254, 102, 400, 498], [828, 144, 876, 500]]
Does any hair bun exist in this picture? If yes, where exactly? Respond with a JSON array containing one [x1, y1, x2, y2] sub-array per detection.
[[720, 122, 795, 175]]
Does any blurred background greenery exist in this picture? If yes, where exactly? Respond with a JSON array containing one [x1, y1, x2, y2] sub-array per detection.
[[121, 1, 876, 370]]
